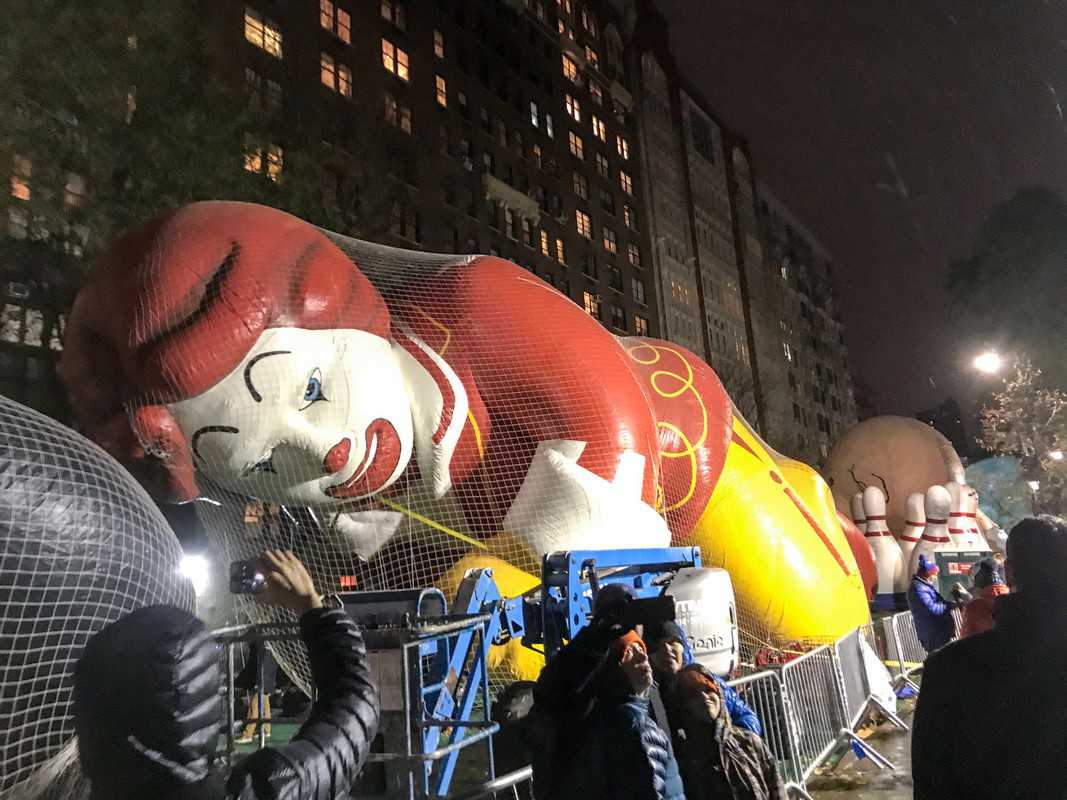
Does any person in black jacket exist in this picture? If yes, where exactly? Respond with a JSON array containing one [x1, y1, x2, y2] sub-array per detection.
[[912, 516, 1067, 799], [73, 550, 379, 800]]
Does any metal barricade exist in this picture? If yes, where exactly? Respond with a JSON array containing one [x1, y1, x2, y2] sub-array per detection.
[[889, 611, 927, 691], [727, 670, 803, 789], [451, 766, 533, 800], [779, 644, 846, 781]]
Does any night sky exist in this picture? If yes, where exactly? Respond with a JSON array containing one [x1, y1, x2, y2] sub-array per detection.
[[660, 0, 1067, 416]]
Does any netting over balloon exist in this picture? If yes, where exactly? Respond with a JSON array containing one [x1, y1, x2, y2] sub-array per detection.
[[60, 201, 870, 691], [0, 395, 193, 792]]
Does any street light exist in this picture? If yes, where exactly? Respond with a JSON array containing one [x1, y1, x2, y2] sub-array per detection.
[[973, 350, 1003, 375], [1049, 450, 1064, 462]]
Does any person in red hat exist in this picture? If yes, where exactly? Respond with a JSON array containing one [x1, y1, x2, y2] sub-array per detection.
[[958, 557, 1009, 639], [668, 665, 785, 800]]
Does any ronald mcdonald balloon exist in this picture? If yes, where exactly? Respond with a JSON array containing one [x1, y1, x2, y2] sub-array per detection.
[[61, 201, 868, 674]]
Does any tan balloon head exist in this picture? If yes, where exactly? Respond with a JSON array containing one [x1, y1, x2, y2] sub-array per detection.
[[824, 415, 964, 536]]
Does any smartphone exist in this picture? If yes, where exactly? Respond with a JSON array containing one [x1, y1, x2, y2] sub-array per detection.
[[229, 559, 267, 594]]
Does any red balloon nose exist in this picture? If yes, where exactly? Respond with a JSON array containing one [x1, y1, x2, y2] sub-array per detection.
[[323, 438, 351, 474]]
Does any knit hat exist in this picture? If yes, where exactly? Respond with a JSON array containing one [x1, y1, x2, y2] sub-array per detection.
[[645, 619, 685, 651], [971, 558, 1005, 590], [611, 630, 647, 661], [673, 665, 721, 699], [917, 554, 938, 577]]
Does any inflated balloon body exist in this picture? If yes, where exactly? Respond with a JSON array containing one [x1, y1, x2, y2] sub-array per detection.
[[824, 415, 965, 536], [0, 395, 193, 792], [61, 201, 868, 683], [837, 511, 877, 602]]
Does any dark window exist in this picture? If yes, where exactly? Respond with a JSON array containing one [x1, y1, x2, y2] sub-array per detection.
[[690, 114, 715, 163]]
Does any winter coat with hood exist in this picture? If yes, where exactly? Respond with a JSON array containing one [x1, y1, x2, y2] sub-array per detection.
[[73, 604, 379, 800], [912, 591, 1067, 799], [647, 621, 763, 736], [672, 713, 786, 800], [531, 619, 685, 800], [906, 574, 959, 652], [959, 582, 1009, 639]]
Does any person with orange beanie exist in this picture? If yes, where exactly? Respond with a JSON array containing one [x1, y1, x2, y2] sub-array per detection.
[[668, 664, 785, 800]]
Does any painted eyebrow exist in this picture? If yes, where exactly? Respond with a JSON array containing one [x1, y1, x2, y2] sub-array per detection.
[[243, 350, 292, 402], [191, 425, 239, 461]]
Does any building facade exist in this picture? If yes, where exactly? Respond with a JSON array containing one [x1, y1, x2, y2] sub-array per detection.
[[755, 185, 858, 463], [234, 0, 657, 337]]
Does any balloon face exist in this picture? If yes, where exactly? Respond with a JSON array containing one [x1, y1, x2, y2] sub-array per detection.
[[167, 328, 414, 506]]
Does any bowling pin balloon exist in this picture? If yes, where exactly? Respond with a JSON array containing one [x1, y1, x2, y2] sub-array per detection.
[[898, 491, 924, 580], [959, 486, 991, 551], [945, 481, 969, 548], [850, 492, 867, 533], [909, 485, 953, 577], [862, 486, 905, 610]]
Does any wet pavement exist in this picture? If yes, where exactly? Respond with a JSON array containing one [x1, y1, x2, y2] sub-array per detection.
[[806, 700, 914, 800]]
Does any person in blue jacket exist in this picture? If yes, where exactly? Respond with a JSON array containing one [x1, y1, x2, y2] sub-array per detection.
[[646, 620, 763, 736], [906, 554, 966, 653]]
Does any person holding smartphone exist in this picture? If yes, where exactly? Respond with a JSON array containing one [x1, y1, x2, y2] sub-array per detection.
[[73, 550, 379, 800]]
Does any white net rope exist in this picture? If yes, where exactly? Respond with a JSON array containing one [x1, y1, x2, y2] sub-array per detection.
[[59, 201, 810, 692], [0, 395, 193, 793]]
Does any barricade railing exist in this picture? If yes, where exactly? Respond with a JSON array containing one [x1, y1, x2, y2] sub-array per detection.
[[887, 610, 927, 691], [778, 644, 846, 781], [451, 766, 533, 800], [726, 670, 803, 791]]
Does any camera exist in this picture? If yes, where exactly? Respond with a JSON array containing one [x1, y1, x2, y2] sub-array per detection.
[[229, 559, 267, 594], [620, 595, 676, 629]]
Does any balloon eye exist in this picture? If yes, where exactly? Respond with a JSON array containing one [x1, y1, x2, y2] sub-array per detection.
[[300, 368, 326, 408]]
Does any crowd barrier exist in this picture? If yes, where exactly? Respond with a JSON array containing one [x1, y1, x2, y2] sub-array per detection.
[[415, 612, 930, 798], [219, 611, 930, 798]]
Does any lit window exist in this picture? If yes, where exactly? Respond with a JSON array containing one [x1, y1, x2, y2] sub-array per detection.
[[631, 277, 645, 305], [619, 170, 633, 195], [575, 209, 592, 238], [616, 135, 629, 160], [320, 53, 352, 97], [627, 242, 641, 267], [243, 136, 283, 181], [532, 143, 542, 168], [320, 1, 350, 43], [592, 115, 606, 141], [585, 45, 599, 68], [530, 100, 539, 127], [381, 0, 406, 30], [590, 82, 603, 105], [581, 7, 598, 35], [382, 39, 410, 81], [565, 94, 581, 122], [540, 229, 551, 257], [602, 227, 617, 253], [64, 173, 87, 208], [572, 171, 588, 199], [583, 290, 600, 318], [562, 54, 579, 82], [556, 237, 566, 264], [558, 0, 574, 13], [634, 315, 649, 336], [595, 152, 609, 177], [435, 75, 447, 107], [434, 29, 445, 58], [545, 113, 554, 138], [385, 93, 412, 133], [10, 155, 31, 201], [568, 131, 584, 159], [244, 7, 282, 58], [623, 204, 635, 229]]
